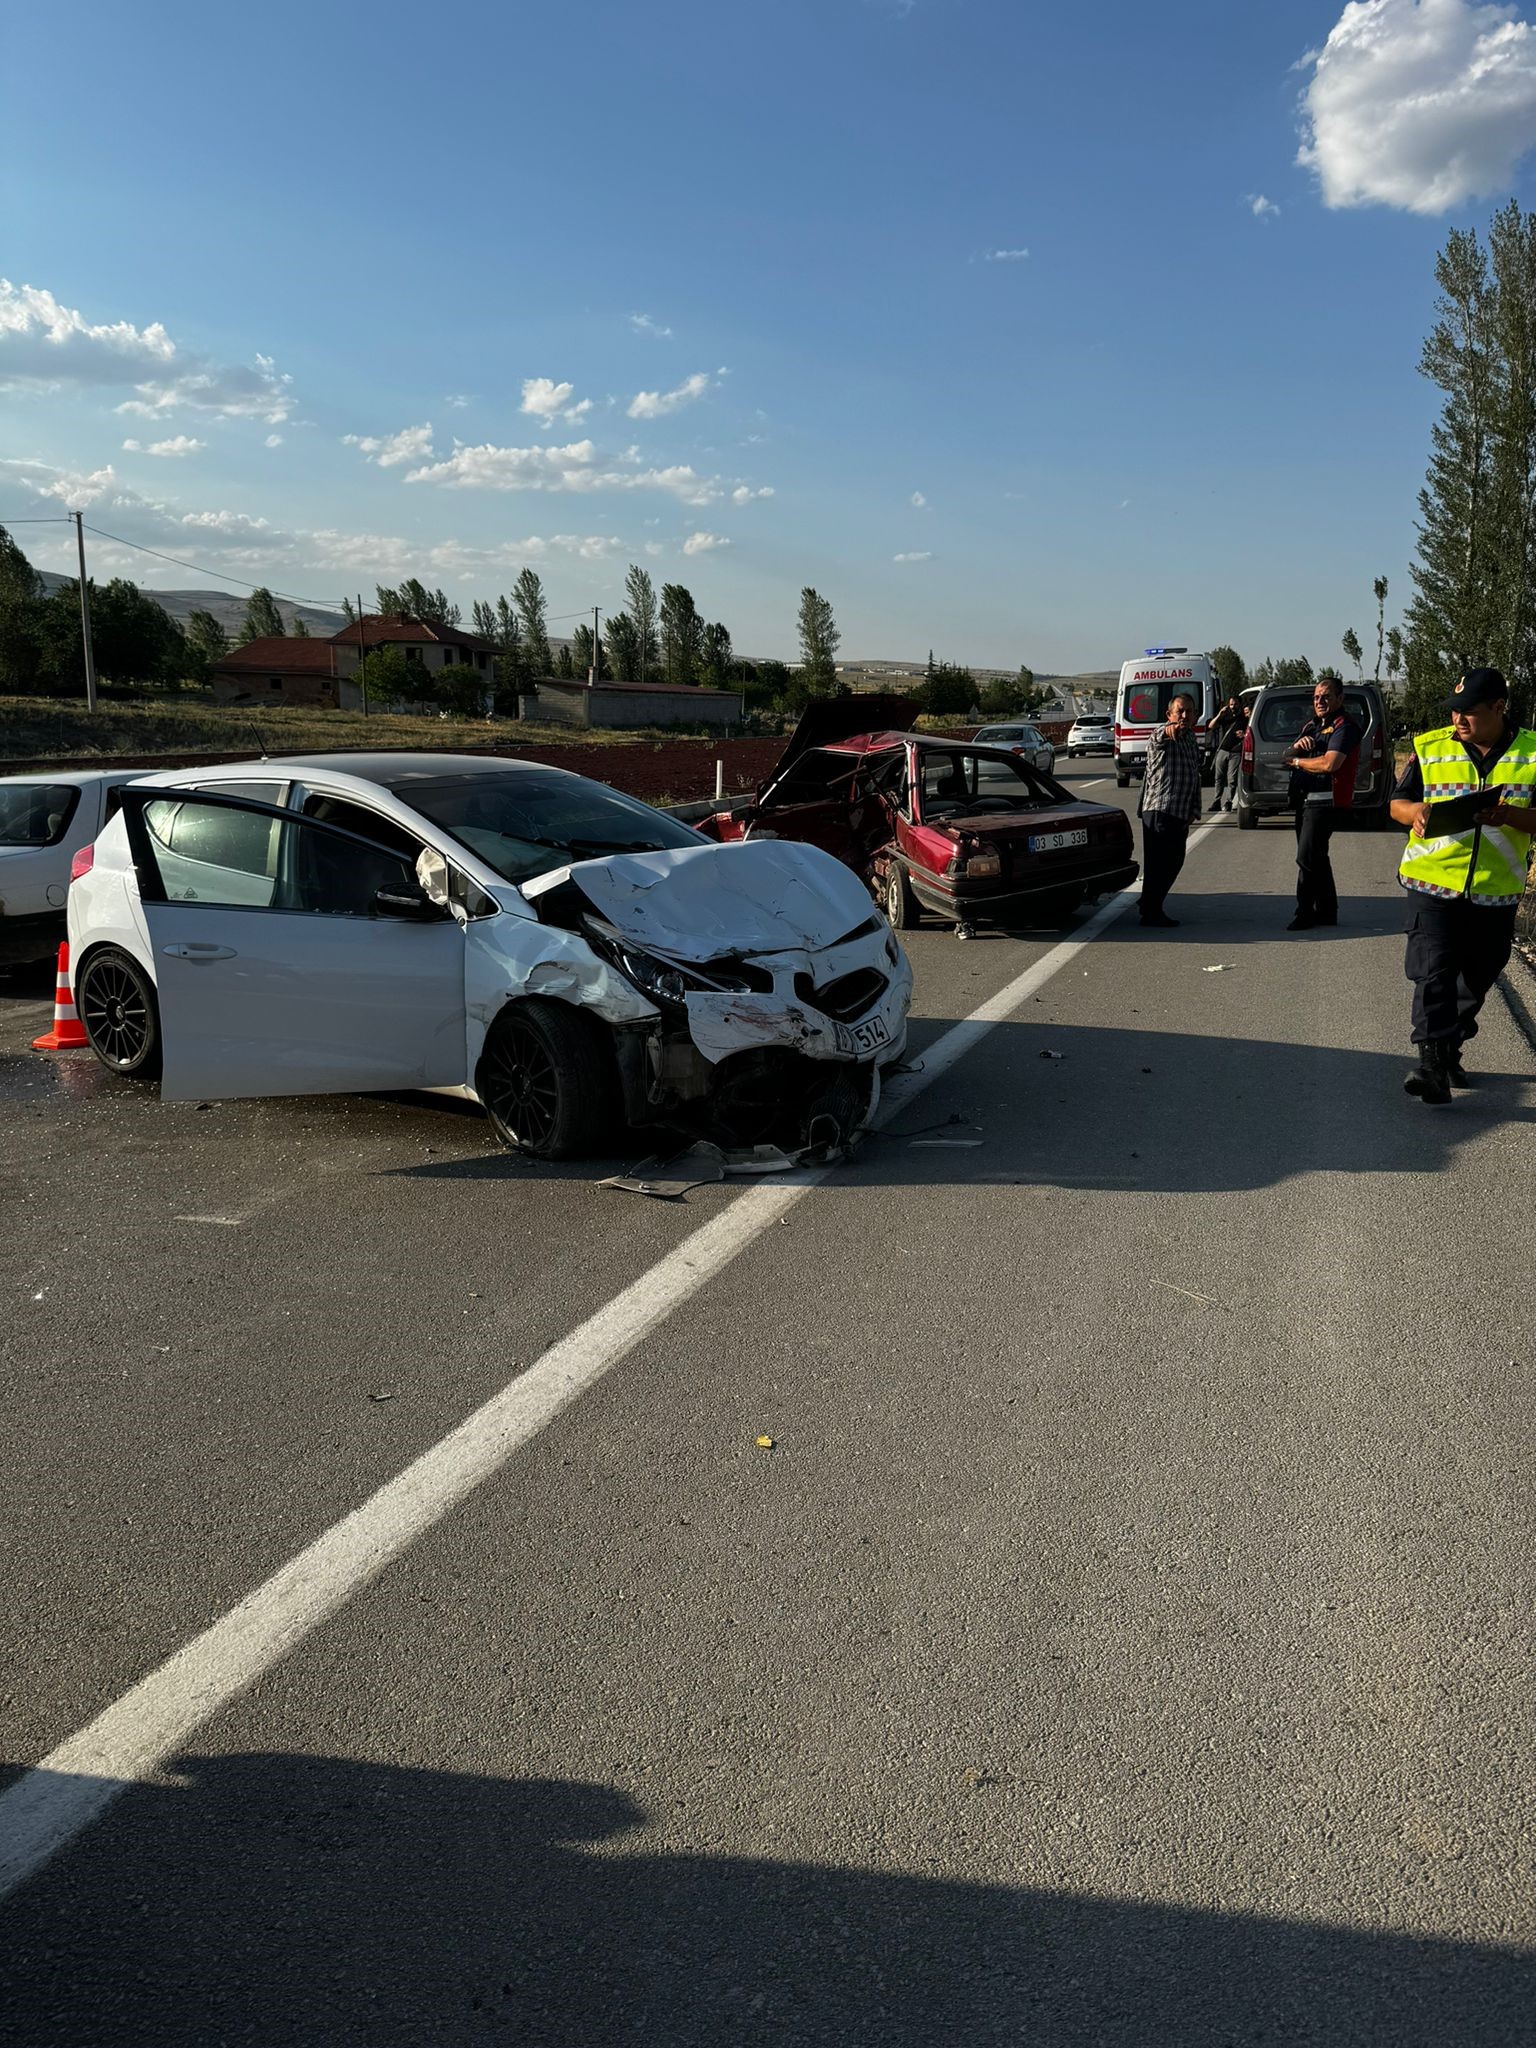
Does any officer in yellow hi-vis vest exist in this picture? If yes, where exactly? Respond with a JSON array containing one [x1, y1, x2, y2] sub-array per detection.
[[1390, 667, 1536, 1103]]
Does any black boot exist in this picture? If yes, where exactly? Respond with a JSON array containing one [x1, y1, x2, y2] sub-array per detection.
[[1404, 1044, 1452, 1105], [1444, 1043, 1472, 1088]]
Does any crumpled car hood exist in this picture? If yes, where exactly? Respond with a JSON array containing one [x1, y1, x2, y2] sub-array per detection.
[[525, 839, 880, 962]]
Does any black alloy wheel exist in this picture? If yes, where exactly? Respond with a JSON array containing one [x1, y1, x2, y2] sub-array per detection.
[[78, 946, 161, 1079], [477, 999, 616, 1159]]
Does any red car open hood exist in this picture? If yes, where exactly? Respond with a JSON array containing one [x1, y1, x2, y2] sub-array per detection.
[[772, 693, 919, 777]]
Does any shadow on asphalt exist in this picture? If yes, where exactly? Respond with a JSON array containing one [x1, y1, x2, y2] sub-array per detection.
[[1, 1758, 1528, 2046], [864, 1022, 1536, 1193]]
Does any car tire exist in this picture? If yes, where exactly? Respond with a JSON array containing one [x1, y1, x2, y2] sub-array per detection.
[[1237, 803, 1258, 831], [77, 945, 162, 1080], [477, 998, 619, 1159], [884, 861, 921, 930]]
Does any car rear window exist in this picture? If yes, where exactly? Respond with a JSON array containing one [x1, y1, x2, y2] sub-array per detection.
[[1256, 691, 1373, 742], [0, 783, 82, 848], [917, 749, 1058, 818]]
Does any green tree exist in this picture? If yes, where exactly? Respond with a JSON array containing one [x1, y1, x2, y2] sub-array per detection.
[[1341, 627, 1364, 678], [375, 578, 460, 628], [796, 585, 841, 696], [624, 564, 660, 683], [292, 615, 311, 639], [660, 581, 704, 686], [0, 523, 45, 692], [1386, 625, 1405, 678], [358, 643, 439, 711], [1404, 226, 1497, 711], [604, 609, 641, 682], [184, 608, 229, 682], [554, 642, 576, 679], [238, 587, 285, 644], [700, 620, 733, 688], [919, 662, 975, 718], [1209, 645, 1247, 693], [979, 675, 1023, 717], [514, 568, 552, 677], [1372, 576, 1388, 680]]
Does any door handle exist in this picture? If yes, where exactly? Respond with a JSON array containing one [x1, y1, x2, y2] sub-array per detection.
[[162, 943, 237, 962]]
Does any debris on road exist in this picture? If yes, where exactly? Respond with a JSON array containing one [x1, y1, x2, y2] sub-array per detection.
[[1150, 1278, 1225, 1310], [1039, 1049, 1066, 1061], [368, 1390, 397, 1403], [756, 1435, 775, 1449], [1202, 964, 1235, 974]]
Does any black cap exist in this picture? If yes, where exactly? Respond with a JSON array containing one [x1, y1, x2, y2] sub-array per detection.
[[1445, 666, 1508, 713]]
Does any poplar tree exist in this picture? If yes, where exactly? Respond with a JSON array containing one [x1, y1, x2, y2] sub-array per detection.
[[513, 568, 552, 677], [238, 587, 285, 643], [659, 582, 703, 685], [797, 586, 841, 696], [624, 564, 659, 682]]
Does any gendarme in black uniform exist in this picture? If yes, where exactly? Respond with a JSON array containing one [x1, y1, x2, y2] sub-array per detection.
[[1285, 682, 1362, 930]]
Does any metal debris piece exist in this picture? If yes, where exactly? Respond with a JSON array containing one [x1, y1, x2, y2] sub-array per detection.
[[1039, 1049, 1066, 1061]]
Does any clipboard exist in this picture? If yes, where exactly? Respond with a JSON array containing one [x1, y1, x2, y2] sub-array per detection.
[[1425, 790, 1489, 834]]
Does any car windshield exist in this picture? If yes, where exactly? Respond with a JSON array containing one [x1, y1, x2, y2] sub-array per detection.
[[916, 748, 1059, 820], [393, 769, 703, 883], [0, 783, 82, 848]]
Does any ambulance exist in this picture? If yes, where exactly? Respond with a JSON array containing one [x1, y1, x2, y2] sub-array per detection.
[[1112, 649, 1220, 786]]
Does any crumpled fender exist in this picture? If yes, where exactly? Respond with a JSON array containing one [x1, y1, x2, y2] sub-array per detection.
[[462, 915, 658, 1079], [682, 990, 843, 1064]]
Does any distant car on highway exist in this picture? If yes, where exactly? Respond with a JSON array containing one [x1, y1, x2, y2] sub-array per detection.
[[65, 753, 911, 1158], [1065, 714, 1113, 758], [697, 697, 1137, 937], [1236, 681, 1394, 831], [972, 721, 1055, 774], [0, 769, 146, 970]]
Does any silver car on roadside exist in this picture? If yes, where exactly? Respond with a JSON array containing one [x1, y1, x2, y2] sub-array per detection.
[[972, 722, 1055, 775]]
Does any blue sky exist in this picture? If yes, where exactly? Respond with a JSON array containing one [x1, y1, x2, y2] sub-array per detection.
[[5, 0, 1536, 674]]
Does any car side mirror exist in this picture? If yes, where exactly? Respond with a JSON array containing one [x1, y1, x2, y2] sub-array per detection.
[[374, 881, 447, 921]]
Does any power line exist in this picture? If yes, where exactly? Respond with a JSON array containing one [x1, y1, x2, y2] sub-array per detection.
[[79, 523, 345, 610]]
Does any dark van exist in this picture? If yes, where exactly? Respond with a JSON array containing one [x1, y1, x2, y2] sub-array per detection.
[[1236, 682, 1393, 830]]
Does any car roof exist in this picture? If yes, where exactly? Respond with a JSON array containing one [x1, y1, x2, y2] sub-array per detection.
[[0, 767, 148, 788], [249, 750, 582, 784]]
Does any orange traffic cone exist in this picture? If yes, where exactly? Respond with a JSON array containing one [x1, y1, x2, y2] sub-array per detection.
[[32, 941, 90, 1051]]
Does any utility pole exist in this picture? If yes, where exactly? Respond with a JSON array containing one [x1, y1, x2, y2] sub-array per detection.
[[357, 592, 368, 718], [72, 512, 98, 713], [589, 605, 601, 687]]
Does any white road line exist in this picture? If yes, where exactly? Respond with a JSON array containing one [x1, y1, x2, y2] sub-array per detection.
[[0, 854, 1207, 1904]]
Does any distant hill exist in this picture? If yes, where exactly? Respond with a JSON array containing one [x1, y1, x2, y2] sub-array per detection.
[[36, 575, 346, 640]]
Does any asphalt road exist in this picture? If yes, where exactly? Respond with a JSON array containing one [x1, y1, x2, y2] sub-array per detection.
[[2, 760, 1534, 2045]]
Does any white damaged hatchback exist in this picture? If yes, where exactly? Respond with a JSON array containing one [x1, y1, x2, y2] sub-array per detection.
[[66, 752, 912, 1157]]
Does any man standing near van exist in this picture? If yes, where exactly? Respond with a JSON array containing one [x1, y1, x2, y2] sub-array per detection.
[[1209, 693, 1246, 813], [1138, 692, 1202, 928], [1391, 667, 1536, 1102], [1284, 673, 1361, 930]]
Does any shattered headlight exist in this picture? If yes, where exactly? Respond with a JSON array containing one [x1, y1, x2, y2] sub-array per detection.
[[584, 917, 710, 1005]]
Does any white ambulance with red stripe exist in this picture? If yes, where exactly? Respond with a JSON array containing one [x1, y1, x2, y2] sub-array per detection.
[[1112, 649, 1219, 788]]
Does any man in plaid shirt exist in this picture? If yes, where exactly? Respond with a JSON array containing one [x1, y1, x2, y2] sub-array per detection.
[[1138, 692, 1203, 928]]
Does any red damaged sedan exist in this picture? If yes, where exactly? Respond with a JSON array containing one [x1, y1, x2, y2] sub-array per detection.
[[698, 698, 1138, 937]]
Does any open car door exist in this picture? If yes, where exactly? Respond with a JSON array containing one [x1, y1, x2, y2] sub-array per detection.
[[121, 790, 467, 1102]]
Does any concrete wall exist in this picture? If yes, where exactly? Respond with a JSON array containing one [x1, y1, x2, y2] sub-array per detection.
[[527, 681, 743, 730]]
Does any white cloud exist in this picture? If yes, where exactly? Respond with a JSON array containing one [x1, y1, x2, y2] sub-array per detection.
[[682, 531, 730, 556], [121, 434, 203, 458], [1248, 193, 1281, 219], [981, 248, 1030, 262], [1298, 0, 1536, 214], [0, 279, 293, 422], [343, 422, 435, 469], [0, 455, 626, 588], [893, 550, 932, 563], [265, 433, 284, 448], [644, 541, 665, 557], [731, 484, 775, 503], [627, 370, 714, 419], [444, 393, 472, 409], [629, 312, 673, 338], [520, 377, 592, 427], [910, 489, 928, 508], [404, 438, 734, 506]]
